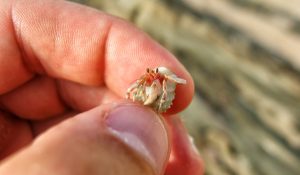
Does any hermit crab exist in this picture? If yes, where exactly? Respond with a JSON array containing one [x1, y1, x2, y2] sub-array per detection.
[[126, 67, 186, 113]]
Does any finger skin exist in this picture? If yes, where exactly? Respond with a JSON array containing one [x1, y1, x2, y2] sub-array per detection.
[[0, 0, 193, 114], [0, 77, 66, 119], [58, 80, 120, 112], [0, 0, 33, 94], [31, 112, 77, 136], [0, 112, 32, 160], [165, 115, 204, 175], [0, 126, 154, 175], [0, 77, 120, 120], [0, 103, 168, 175]]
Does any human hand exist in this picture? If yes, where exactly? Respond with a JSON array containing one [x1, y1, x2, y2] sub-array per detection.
[[0, 0, 203, 175]]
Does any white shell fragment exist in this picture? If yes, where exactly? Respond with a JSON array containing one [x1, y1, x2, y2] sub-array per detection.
[[126, 67, 186, 113]]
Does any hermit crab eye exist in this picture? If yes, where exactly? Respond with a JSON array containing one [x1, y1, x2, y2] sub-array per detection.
[[126, 67, 186, 113]]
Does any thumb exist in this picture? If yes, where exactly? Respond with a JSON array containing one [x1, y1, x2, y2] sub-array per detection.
[[0, 103, 169, 175]]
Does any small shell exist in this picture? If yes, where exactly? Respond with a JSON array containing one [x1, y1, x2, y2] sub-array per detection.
[[126, 67, 186, 113]]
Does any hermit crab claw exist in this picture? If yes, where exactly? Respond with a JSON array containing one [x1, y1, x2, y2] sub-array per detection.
[[157, 67, 186, 84], [167, 75, 187, 84], [144, 80, 162, 105]]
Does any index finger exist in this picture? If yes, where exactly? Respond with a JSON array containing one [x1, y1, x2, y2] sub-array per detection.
[[0, 0, 194, 113]]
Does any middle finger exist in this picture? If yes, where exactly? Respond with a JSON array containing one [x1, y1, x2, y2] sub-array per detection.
[[0, 77, 119, 120]]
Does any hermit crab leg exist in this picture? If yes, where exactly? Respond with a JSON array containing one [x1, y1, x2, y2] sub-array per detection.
[[157, 67, 186, 84], [126, 82, 139, 99], [158, 79, 168, 111], [138, 82, 147, 102], [144, 80, 161, 105]]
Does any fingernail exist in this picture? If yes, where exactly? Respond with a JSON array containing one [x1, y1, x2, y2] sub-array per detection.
[[106, 104, 169, 174]]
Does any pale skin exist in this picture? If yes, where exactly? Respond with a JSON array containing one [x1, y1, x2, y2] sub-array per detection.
[[0, 0, 203, 175]]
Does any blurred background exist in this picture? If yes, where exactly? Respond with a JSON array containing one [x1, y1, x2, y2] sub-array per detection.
[[71, 0, 300, 174]]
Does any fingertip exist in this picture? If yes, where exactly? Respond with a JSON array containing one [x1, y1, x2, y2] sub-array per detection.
[[106, 103, 170, 174], [165, 115, 204, 175]]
